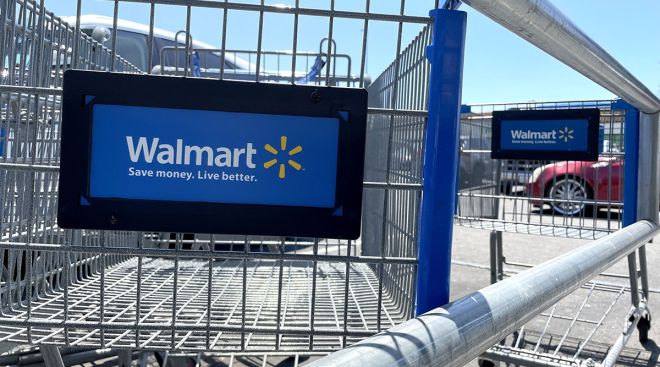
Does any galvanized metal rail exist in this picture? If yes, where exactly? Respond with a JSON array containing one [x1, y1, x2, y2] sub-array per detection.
[[308, 220, 659, 367]]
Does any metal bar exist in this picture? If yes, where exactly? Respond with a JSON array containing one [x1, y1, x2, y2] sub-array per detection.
[[627, 253, 639, 307], [416, 8, 467, 315], [0, 85, 61, 94], [489, 231, 497, 284], [308, 220, 659, 367], [40, 345, 64, 367], [461, 0, 660, 114], [117, 349, 132, 367], [363, 182, 423, 191], [636, 112, 660, 223], [496, 231, 504, 281], [638, 244, 650, 300], [367, 108, 428, 117], [0, 242, 418, 264], [601, 302, 647, 367], [114, 0, 432, 24]]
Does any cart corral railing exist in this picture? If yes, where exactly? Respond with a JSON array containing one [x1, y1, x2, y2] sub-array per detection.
[[311, 0, 660, 365]]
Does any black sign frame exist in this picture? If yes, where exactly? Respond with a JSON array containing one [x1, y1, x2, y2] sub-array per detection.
[[491, 108, 601, 161], [58, 70, 367, 239]]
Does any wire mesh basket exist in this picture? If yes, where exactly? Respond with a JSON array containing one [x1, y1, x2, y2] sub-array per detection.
[[0, 0, 440, 354], [456, 100, 628, 240]]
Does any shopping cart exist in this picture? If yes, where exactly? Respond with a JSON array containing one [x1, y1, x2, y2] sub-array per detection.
[[0, 0, 438, 364], [457, 100, 626, 240], [454, 101, 653, 366]]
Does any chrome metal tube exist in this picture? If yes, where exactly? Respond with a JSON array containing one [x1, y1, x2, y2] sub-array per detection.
[[637, 113, 660, 223], [461, 0, 660, 114], [40, 345, 65, 367], [308, 220, 659, 367]]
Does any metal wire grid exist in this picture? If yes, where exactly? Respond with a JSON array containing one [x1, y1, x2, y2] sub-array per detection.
[[480, 261, 643, 367], [0, 0, 441, 353], [0, 0, 140, 242], [0, 0, 141, 336], [141, 351, 328, 366], [456, 101, 626, 240], [0, 258, 405, 351], [362, 23, 432, 324], [0, 347, 329, 366], [160, 45, 360, 86]]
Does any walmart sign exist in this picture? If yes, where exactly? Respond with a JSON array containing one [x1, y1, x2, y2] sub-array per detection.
[[89, 105, 339, 208], [58, 71, 367, 239], [491, 109, 600, 160], [500, 120, 586, 151]]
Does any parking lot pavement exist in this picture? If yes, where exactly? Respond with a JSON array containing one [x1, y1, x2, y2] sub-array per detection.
[[451, 225, 660, 366]]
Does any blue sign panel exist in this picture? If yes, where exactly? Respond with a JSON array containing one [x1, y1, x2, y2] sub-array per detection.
[[499, 119, 589, 151], [89, 105, 339, 208], [491, 109, 600, 161], [58, 71, 367, 239]]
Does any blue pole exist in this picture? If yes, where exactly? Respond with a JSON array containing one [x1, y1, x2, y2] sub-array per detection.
[[416, 8, 467, 315], [613, 99, 640, 226]]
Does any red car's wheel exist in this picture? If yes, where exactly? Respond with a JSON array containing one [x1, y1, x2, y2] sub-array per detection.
[[547, 178, 591, 216]]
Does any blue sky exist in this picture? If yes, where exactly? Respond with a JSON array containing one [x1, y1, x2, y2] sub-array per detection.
[[44, 0, 659, 104]]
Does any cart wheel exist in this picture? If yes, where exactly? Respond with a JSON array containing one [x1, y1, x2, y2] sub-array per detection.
[[638, 315, 651, 344], [478, 358, 497, 367]]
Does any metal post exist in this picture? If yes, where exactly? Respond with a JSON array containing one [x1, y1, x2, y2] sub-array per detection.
[[627, 253, 640, 307], [489, 231, 504, 283], [40, 345, 65, 367], [639, 243, 650, 300], [634, 111, 659, 336], [636, 112, 660, 224], [496, 231, 504, 281], [489, 231, 498, 284], [615, 99, 657, 318], [117, 349, 132, 367], [416, 8, 467, 315], [617, 100, 644, 309]]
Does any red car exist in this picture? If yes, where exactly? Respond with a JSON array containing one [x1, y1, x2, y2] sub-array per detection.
[[526, 157, 623, 216]]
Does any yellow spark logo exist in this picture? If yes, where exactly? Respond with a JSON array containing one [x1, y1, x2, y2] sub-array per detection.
[[263, 136, 303, 179], [558, 126, 574, 142]]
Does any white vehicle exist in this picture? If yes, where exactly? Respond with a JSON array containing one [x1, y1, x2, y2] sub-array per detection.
[[62, 15, 251, 73], [61, 15, 361, 86]]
